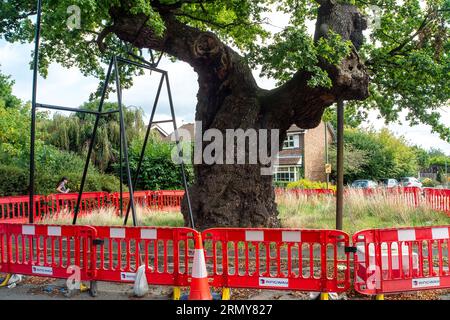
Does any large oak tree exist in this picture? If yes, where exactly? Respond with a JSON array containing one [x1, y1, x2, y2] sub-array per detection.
[[1, 0, 448, 229]]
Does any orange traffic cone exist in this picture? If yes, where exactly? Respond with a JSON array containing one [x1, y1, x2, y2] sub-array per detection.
[[189, 233, 212, 300]]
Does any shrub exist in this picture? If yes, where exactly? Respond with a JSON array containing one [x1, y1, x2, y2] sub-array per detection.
[[0, 164, 29, 196], [421, 178, 437, 188], [286, 179, 336, 191]]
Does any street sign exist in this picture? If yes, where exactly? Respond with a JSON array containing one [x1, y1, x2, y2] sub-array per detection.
[[325, 163, 332, 174]]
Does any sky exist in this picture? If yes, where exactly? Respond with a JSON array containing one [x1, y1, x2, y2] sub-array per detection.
[[0, 8, 449, 155]]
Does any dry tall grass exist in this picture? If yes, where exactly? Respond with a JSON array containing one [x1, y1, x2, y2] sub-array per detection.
[[38, 190, 450, 232], [38, 205, 183, 227], [277, 189, 450, 233]]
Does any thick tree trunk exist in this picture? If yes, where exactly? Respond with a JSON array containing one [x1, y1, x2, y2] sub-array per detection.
[[109, 0, 369, 230], [181, 58, 281, 229]]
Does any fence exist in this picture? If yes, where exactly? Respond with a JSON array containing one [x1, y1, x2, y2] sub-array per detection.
[[277, 187, 450, 214], [0, 195, 46, 223], [0, 223, 97, 281], [353, 226, 450, 296], [0, 223, 197, 288], [1, 187, 449, 223], [93, 225, 196, 286], [158, 190, 185, 209], [46, 192, 109, 217], [110, 191, 160, 213], [0, 190, 186, 223], [202, 228, 351, 293], [424, 189, 450, 213], [1, 222, 450, 299]]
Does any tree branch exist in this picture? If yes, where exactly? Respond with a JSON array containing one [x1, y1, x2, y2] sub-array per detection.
[[263, 0, 369, 131], [110, 9, 233, 76]]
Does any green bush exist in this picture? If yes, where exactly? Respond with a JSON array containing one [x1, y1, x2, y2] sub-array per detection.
[[0, 164, 123, 196], [0, 164, 29, 196], [121, 137, 194, 191], [286, 179, 336, 191], [421, 178, 438, 188]]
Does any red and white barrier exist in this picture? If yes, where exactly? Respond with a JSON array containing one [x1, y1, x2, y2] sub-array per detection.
[[353, 226, 450, 295], [0, 223, 97, 280], [0, 195, 46, 223], [46, 192, 109, 217], [202, 228, 351, 293], [93, 225, 196, 287]]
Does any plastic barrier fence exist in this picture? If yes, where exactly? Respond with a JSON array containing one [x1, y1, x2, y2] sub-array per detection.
[[424, 189, 450, 214], [357, 187, 420, 207], [1, 187, 450, 223], [1, 222, 450, 297], [93, 226, 196, 286], [158, 190, 184, 209], [353, 226, 450, 295], [0, 196, 46, 223], [0, 223, 97, 281], [202, 228, 351, 293], [110, 191, 159, 213], [46, 192, 109, 217]]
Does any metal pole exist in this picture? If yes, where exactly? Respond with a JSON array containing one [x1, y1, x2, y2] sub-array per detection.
[[119, 112, 123, 218], [28, 0, 42, 224], [336, 100, 345, 230], [114, 57, 138, 226], [325, 121, 329, 190], [164, 72, 195, 229], [124, 74, 165, 225], [73, 58, 114, 225], [445, 158, 448, 188]]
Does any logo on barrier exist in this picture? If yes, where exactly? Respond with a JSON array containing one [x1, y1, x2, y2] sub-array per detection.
[[121, 272, 136, 281], [412, 277, 440, 289], [259, 277, 289, 288], [32, 266, 53, 276]]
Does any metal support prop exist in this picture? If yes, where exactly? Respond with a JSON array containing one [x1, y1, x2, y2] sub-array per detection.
[[124, 73, 165, 225], [165, 73, 195, 229], [28, 0, 42, 223], [336, 100, 345, 231], [73, 58, 114, 225], [325, 121, 329, 190], [26, 0, 193, 228], [114, 57, 138, 226]]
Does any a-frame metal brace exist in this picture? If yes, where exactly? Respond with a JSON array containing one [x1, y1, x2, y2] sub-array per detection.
[[28, 0, 195, 228]]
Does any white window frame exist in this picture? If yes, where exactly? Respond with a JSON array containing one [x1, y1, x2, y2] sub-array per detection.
[[283, 135, 295, 149], [273, 166, 299, 182]]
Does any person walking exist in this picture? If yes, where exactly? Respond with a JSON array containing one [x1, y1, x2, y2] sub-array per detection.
[[56, 177, 70, 194]]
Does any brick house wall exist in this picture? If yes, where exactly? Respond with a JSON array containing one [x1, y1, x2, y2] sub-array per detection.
[[303, 121, 334, 181]]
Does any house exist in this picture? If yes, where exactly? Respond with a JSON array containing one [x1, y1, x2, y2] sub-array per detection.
[[274, 122, 335, 183], [150, 124, 169, 139], [166, 121, 335, 183]]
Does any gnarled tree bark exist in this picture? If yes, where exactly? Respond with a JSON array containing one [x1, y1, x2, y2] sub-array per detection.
[[108, 0, 369, 230]]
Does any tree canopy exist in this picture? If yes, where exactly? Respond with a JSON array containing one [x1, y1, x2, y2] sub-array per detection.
[[0, 0, 448, 140]]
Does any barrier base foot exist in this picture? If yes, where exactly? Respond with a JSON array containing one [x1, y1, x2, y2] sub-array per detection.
[[222, 288, 231, 300], [89, 281, 98, 297]]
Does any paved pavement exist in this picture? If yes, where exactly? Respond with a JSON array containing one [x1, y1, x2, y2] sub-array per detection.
[[0, 276, 172, 300]]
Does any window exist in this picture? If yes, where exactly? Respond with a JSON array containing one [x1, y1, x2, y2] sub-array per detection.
[[274, 166, 298, 182], [283, 135, 295, 149]]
